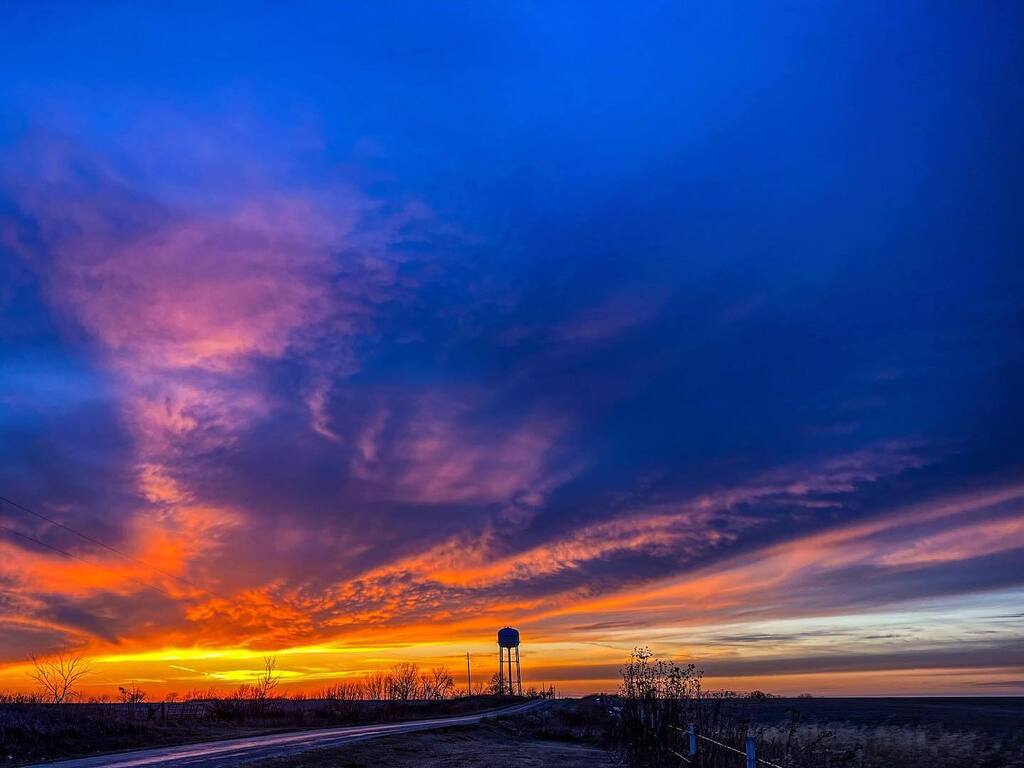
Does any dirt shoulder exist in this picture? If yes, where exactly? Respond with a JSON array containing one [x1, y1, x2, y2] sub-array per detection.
[[248, 722, 620, 768]]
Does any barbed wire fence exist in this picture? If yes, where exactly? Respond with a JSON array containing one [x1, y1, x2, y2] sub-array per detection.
[[618, 648, 840, 768], [666, 723, 786, 768]]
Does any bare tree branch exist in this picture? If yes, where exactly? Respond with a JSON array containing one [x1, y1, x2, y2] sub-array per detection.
[[29, 652, 92, 704]]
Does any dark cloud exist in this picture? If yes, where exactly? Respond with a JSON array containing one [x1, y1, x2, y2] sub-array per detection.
[[536, 642, 1024, 681]]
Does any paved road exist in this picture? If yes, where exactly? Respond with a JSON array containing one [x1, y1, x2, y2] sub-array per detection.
[[30, 700, 548, 768]]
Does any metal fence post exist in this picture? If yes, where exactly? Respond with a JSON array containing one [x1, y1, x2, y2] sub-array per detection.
[[746, 736, 756, 768], [688, 723, 697, 757]]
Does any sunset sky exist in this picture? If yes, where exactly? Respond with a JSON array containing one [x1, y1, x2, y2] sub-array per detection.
[[0, 2, 1022, 698]]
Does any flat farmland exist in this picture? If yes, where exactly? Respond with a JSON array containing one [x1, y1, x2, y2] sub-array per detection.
[[717, 696, 1024, 732]]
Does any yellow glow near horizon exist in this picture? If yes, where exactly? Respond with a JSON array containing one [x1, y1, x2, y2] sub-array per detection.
[[3, 505, 1022, 699], [91, 643, 399, 665]]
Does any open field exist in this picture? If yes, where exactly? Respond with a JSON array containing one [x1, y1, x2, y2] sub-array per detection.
[[717, 696, 1024, 733], [619, 695, 1024, 768], [715, 697, 1024, 768]]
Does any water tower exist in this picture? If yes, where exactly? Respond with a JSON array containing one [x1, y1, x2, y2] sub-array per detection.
[[497, 626, 522, 696]]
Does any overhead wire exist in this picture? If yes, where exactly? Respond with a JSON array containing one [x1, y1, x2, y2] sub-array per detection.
[[0, 494, 229, 604], [0, 520, 183, 602]]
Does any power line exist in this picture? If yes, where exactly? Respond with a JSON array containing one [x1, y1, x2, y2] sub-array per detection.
[[0, 521, 182, 602], [0, 494, 228, 604], [0, 494, 140, 561]]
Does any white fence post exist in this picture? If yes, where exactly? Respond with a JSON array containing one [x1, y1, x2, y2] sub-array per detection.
[[688, 722, 697, 757], [746, 736, 756, 768]]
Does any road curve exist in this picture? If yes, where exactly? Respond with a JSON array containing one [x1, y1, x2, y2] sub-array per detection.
[[30, 700, 548, 768]]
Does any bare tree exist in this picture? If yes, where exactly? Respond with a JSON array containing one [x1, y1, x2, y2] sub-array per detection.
[[386, 662, 421, 700], [487, 671, 504, 696], [254, 655, 280, 701], [28, 652, 91, 703], [320, 680, 363, 701], [435, 666, 455, 699], [363, 671, 387, 700], [421, 666, 455, 700], [118, 682, 146, 703]]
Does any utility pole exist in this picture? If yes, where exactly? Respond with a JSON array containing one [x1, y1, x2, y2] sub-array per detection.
[[466, 651, 472, 694]]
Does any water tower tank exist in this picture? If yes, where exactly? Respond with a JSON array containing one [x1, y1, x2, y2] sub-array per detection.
[[497, 626, 520, 648]]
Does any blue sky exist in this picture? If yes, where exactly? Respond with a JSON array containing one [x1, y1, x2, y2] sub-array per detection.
[[0, 1, 1022, 695]]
